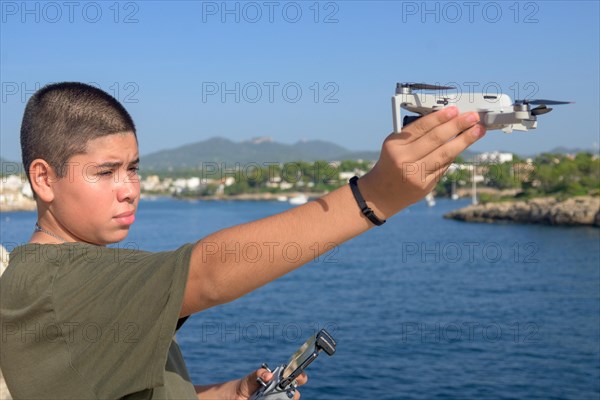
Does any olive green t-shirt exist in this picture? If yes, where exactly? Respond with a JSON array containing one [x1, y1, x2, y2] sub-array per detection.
[[0, 242, 198, 400]]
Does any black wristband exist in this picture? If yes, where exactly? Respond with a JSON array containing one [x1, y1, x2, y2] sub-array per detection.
[[349, 176, 386, 226]]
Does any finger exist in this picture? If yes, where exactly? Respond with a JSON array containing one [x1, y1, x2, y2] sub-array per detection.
[[423, 124, 486, 173], [238, 368, 273, 398], [295, 372, 308, 386], [409, 111, 480, 160], [257, 369, 273, 384], [395, 106, 460, 143]]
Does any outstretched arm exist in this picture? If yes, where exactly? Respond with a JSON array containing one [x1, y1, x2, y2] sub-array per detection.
[[180, 107, 485, 316]]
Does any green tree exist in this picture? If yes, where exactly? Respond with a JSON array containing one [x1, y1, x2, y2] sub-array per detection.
[[484, 162, 520, 189]]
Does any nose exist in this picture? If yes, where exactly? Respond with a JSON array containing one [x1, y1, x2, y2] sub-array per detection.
[[115, 173, 139, 203]]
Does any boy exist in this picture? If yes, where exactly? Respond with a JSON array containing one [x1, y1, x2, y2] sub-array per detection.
[[0, 82, 485, 399]]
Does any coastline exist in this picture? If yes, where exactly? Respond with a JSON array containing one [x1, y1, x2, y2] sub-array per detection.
[[172, 191, 325, 202], [0, 192, 325, 212], [444, 196, 600, 227], [6, 192, 599, 229], [0, 197, 36, 213]]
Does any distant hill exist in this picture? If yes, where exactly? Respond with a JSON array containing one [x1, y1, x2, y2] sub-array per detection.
[[547, 146, 599, 155], [6, 140, 592, 175], [138, 137, 491, 172], [518, 146, 600, 159], [140, 137, 381, 171]]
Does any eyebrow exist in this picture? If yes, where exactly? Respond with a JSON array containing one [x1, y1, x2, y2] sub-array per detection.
[[95, 158, 140, 169]]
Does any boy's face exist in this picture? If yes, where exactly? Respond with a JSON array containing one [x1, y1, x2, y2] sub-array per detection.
[[49, 132, 140, 245]]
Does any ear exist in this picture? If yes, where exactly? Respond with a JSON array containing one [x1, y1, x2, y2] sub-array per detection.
[[29, 159, 58, 203]]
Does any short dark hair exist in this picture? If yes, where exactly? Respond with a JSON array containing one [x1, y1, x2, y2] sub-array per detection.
[[20, 82, 137, 184]]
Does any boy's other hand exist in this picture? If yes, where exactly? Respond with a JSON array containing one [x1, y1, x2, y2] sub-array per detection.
[[195, 367, 308, 400], [235, 367, 308, 400], [358, 107, 485, 219]]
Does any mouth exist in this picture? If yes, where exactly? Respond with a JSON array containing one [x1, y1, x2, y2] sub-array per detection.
[[114, 210, 136, 226]]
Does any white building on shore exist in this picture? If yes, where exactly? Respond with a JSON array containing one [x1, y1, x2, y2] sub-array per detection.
[[474, 151, 513, 164]]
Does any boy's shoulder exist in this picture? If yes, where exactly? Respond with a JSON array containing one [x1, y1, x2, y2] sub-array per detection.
[[1, 242, 193, 308]]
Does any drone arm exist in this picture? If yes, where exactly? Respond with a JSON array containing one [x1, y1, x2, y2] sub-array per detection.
[[392, 95, 402, 133]]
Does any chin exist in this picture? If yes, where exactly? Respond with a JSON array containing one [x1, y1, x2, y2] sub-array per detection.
[[96, 230, 130, 246], [111, 231, 130, 244]]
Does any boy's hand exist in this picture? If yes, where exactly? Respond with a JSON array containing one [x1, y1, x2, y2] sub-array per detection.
[[359, 107, 485, 218], [195, 367, 308, 400], [235, 367, 308, 400]]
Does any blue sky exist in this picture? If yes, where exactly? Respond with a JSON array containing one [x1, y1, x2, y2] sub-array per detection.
[[1, 0, 599, 161]]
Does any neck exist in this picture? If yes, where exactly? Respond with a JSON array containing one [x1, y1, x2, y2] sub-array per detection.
[[32, 221, 68, 244]]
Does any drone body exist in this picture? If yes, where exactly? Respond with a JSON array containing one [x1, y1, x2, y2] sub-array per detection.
[[392, 83, 572, 134]]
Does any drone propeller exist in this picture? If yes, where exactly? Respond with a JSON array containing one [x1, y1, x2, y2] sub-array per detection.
[[513, 99, 573, 116], [398, 82, 456, 91], [515, 99, 574, 105]]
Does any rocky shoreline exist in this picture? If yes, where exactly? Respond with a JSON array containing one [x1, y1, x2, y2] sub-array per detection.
[[444, 196, 600, 227]]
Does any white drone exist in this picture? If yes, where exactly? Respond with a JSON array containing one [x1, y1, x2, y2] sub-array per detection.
[[392, 82, 573, 133]]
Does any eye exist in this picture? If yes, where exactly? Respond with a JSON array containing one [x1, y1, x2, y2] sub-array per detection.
[[97, 170, 113, 176]]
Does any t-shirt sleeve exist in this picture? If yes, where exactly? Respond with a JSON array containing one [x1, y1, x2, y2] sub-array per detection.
[[50, 243, 194, 399]]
